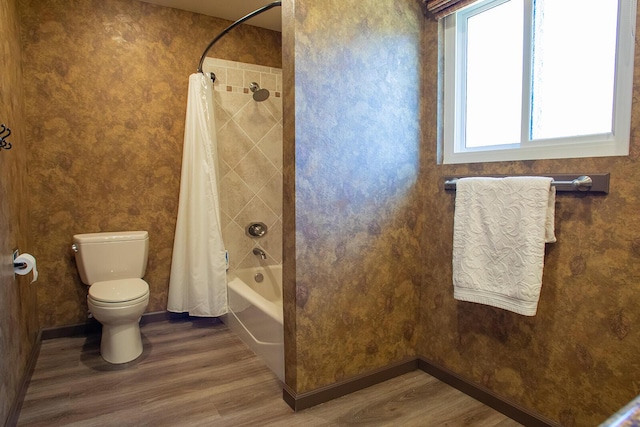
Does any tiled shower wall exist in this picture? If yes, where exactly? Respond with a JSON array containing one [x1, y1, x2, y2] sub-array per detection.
[[203, 58, 282, 272]]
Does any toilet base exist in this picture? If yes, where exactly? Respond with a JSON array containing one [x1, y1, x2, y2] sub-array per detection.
[[88, 294, 149, 365], [100, 320, 143, 364]]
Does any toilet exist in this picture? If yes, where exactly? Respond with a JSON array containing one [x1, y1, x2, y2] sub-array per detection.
[[72, 231, 150, 364]]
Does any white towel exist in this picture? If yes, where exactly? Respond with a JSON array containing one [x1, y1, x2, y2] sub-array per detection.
[[452, 177, 556, 316]]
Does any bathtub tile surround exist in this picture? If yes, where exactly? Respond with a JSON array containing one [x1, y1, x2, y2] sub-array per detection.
[[203, 58, 283, 271], [206, 57, 283, 96]]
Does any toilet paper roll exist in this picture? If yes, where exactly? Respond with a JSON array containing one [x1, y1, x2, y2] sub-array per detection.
[[14, 253, 38, 283]]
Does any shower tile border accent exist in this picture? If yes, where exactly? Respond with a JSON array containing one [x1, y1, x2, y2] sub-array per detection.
[[203, 57, 282, 95]]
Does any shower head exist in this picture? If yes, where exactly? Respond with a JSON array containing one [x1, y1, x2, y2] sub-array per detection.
[[249, 82, 270, 102]]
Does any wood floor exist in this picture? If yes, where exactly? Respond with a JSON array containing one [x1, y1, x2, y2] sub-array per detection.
[[17, 318, 522, 426]]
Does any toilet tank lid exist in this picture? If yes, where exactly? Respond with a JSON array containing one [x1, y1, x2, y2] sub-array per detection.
[[73, 231, 148, 244]]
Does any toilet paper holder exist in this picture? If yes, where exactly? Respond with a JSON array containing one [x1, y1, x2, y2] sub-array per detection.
[[13, 249, 25, 269], [13, 251, 38, 283]]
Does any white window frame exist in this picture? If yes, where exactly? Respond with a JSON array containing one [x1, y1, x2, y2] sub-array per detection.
[[442, 0, 637, 165]]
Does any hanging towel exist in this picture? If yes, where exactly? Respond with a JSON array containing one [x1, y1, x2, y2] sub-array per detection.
[[167, 73, 228, 317], [452, 176, 556, 316]]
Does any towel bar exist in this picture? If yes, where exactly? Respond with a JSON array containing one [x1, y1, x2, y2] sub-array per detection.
[[444, 173, 610, 194]]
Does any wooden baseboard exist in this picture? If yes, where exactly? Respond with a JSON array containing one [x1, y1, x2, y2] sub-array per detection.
[[283, 358, 418, 411], [418, 358, 559, 427], [5, 330, 42, 427], [141, 311, 184, 324], [40, 319, 101, 340], [41, 311, 178, 340], [282, 357, 557, 427]]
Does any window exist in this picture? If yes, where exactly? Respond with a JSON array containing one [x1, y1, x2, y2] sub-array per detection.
[[442, 0, 637, 164]]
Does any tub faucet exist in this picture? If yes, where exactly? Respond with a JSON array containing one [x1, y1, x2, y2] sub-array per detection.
[[253, 248, 267, 260]]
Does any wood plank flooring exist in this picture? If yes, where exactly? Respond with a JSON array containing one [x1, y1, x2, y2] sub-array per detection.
[[17, 318, 522, 426]]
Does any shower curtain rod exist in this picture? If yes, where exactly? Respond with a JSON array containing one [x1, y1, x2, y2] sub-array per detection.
[[196, 1, 282, 78]]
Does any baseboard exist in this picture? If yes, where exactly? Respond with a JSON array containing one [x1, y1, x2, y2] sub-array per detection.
[[41, 311, 177, 340], [282, 357, 557, 426], [40, 319, 101, 340], [282, 358, 418, 411], [5, 330, 42, 427], [418, 358, 560, 427], [141, 310, 184, 324]]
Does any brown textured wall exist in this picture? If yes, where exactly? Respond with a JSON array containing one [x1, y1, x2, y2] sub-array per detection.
[[418, 8, 640, 427], [283, 0, 425, 392], [0, 0, 39, 423], [19, 0, 281, 328]]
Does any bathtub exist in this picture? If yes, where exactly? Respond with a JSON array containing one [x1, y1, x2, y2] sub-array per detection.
[[223, 265, 284, 382]]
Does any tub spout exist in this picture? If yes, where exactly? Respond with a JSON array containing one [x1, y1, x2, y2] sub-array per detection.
[[253, 248, 267, 260]]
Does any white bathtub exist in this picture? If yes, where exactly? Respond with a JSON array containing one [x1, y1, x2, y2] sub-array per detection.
[[223, 265, 284, 382]]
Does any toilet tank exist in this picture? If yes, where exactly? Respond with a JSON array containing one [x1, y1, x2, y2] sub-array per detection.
[[73, 231, 149, 285]]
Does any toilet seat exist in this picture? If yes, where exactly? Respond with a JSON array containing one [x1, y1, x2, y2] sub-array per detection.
[[89, 278, 149, 304], [88, 292, 149, 308]]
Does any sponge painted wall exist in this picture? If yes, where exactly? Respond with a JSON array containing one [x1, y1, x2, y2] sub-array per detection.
[[0, 0, 39, 423], [417, 7, 640, 426]]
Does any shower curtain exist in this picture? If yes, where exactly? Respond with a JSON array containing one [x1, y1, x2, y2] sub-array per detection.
[[168, 73, 227, 317]]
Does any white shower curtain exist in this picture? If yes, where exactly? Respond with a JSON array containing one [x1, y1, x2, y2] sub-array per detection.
[[168, 73, 227, 317]]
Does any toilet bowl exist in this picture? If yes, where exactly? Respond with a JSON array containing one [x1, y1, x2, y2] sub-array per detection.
[[87, 278, 149, 364], [72, 231, 150, 364]]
